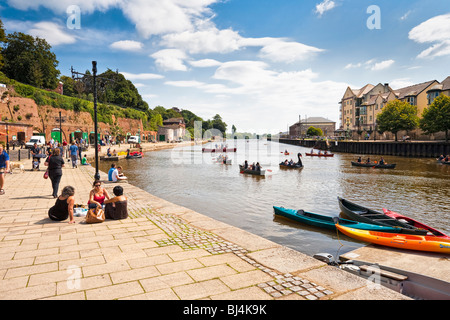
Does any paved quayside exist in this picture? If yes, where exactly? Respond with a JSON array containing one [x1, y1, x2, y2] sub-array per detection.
[[0, 159, 409, 300]]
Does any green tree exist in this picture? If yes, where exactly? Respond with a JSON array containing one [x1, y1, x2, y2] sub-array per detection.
[[420, 95, 450, 142], [307, 126, 323, 136], [376, 99, 419, 141], [1, 32, 60, 89], [0, 19, 6, 69], [212, 114, 227, 134]]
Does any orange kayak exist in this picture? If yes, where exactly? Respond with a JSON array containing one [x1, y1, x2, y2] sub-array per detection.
[[336, 224, 450, 254]]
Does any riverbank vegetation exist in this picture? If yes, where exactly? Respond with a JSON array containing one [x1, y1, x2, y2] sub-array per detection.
[[0, 18, 227, 135]]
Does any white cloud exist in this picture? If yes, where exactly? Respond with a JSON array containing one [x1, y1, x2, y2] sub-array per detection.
[[389, 78, 415, 90], [344, 59, 394, 71], [28, 21, 77, 46], [409, 13, 450, 59], [110, 40, 144, 51], [258, 40, 324, 63], [151, 49, 189, 71], [6, 0, 119, 13], [161, 27, 242, 54], [164, 80, 205, 87], [370, 59, 395, 71], [120, 72, 164, 80], [188, 59, 222, 68], [400, 10, 412, 21], [315, 0, 336, 17]]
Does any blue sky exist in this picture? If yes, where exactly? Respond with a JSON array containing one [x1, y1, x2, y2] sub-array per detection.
[[1, 0, 450, 133]]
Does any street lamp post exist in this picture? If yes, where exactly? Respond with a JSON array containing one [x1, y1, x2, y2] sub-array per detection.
[[71, 61, 117, 181], [92, 61, 100, 181]]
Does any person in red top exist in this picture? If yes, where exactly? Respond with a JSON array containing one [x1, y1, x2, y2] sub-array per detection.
[[88, 180, 111, 209]]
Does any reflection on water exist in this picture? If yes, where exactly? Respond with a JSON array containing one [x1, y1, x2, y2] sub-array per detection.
[[99, 140, 450, 257]]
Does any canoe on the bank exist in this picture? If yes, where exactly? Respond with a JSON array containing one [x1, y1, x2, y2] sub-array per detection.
[[273, 206, 402, 232], [202, 148, 237, 153], [382, 208, 450, 239], [336, 224, 450, 254], [338, 197, 428, 235], [351, 161, 396, 169], [306, 153, 334, 157], [239, 165, 265, 176]]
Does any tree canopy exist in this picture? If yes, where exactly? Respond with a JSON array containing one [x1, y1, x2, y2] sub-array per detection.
[[376, 99, 419, 141], [420, 95, 450, 142], [1, 31, 60, 89]]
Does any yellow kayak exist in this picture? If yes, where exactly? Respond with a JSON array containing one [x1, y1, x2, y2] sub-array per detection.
[[336, 224, 450, 254]]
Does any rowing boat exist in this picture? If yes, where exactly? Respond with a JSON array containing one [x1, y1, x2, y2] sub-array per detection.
[[239, 165, 265, 176], [351, 161, 396, 169], [279, 162, 303, 169], [337, 197, 427, 235], [273, 206, 401, 232], [382, 208, 450, 239], [306, 152, 334, 157], [336, 224, 450, 254]]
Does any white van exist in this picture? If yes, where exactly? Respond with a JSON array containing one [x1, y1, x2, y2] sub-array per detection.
[[25, 136, 46, 148], [127, 136, 140, 144]]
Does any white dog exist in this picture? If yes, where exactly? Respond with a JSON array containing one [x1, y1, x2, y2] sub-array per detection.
[[9, 162, 25, 173]]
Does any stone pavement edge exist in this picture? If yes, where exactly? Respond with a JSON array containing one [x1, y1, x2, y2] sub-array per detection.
[[0, 154, 410, 300]]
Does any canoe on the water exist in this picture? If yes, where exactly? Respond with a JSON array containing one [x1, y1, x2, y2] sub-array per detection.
[[351, 161, 396, 169], [382, 208, 450, 239], [306, 153, 334, 157], [338, 197, 428, 235], [239, 165, 265, 176], [336, 224, 450, 254], [202, 148, 236, 153], [273, 206, 402, 232]]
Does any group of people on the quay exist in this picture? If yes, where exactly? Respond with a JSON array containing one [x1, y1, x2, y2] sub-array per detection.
[[0, 139, 128, 225]]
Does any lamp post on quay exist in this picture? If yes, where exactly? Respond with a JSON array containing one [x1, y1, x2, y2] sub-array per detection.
[[71, 61, 116, 181]]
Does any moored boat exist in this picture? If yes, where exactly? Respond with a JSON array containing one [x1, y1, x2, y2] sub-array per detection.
[[382, 208, 450, 239], [351, 161, 396, 169], [337, 197, 428, 235], [239, 165, 265, 176], [273, 206, 402, 232], [335, 224, 450, 254]]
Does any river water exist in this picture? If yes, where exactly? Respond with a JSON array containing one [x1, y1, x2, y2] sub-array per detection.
[[99, 140, 450, 257]]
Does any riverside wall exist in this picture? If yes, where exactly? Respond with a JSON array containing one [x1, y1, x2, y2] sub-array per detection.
[[279, 139, 450, 158]]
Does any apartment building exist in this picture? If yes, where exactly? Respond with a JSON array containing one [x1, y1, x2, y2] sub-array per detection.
[[339, 77, 448, 133]]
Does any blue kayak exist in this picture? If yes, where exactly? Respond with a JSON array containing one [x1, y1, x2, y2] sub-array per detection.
[[273, 206, 401, 232]]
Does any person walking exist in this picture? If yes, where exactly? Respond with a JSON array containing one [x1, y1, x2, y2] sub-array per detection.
[[0, 143, 10, 195], [45, 148, 65, 198], [69, 141, 78, 168]]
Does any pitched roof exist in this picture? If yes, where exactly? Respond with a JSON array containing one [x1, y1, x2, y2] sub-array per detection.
[[351, 84, 374, 98], [440, 76, 450, 91], [299, 117, 335, 124], [394, 80, 437, 99]]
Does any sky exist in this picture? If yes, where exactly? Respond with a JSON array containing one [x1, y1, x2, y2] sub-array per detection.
[[1, 0, 450, 134]]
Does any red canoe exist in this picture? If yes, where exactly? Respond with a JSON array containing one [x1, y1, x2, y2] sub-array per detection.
[[383, 208, 450, 239], [305, 153, 334, 157], [202, 148, 237, 153]]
